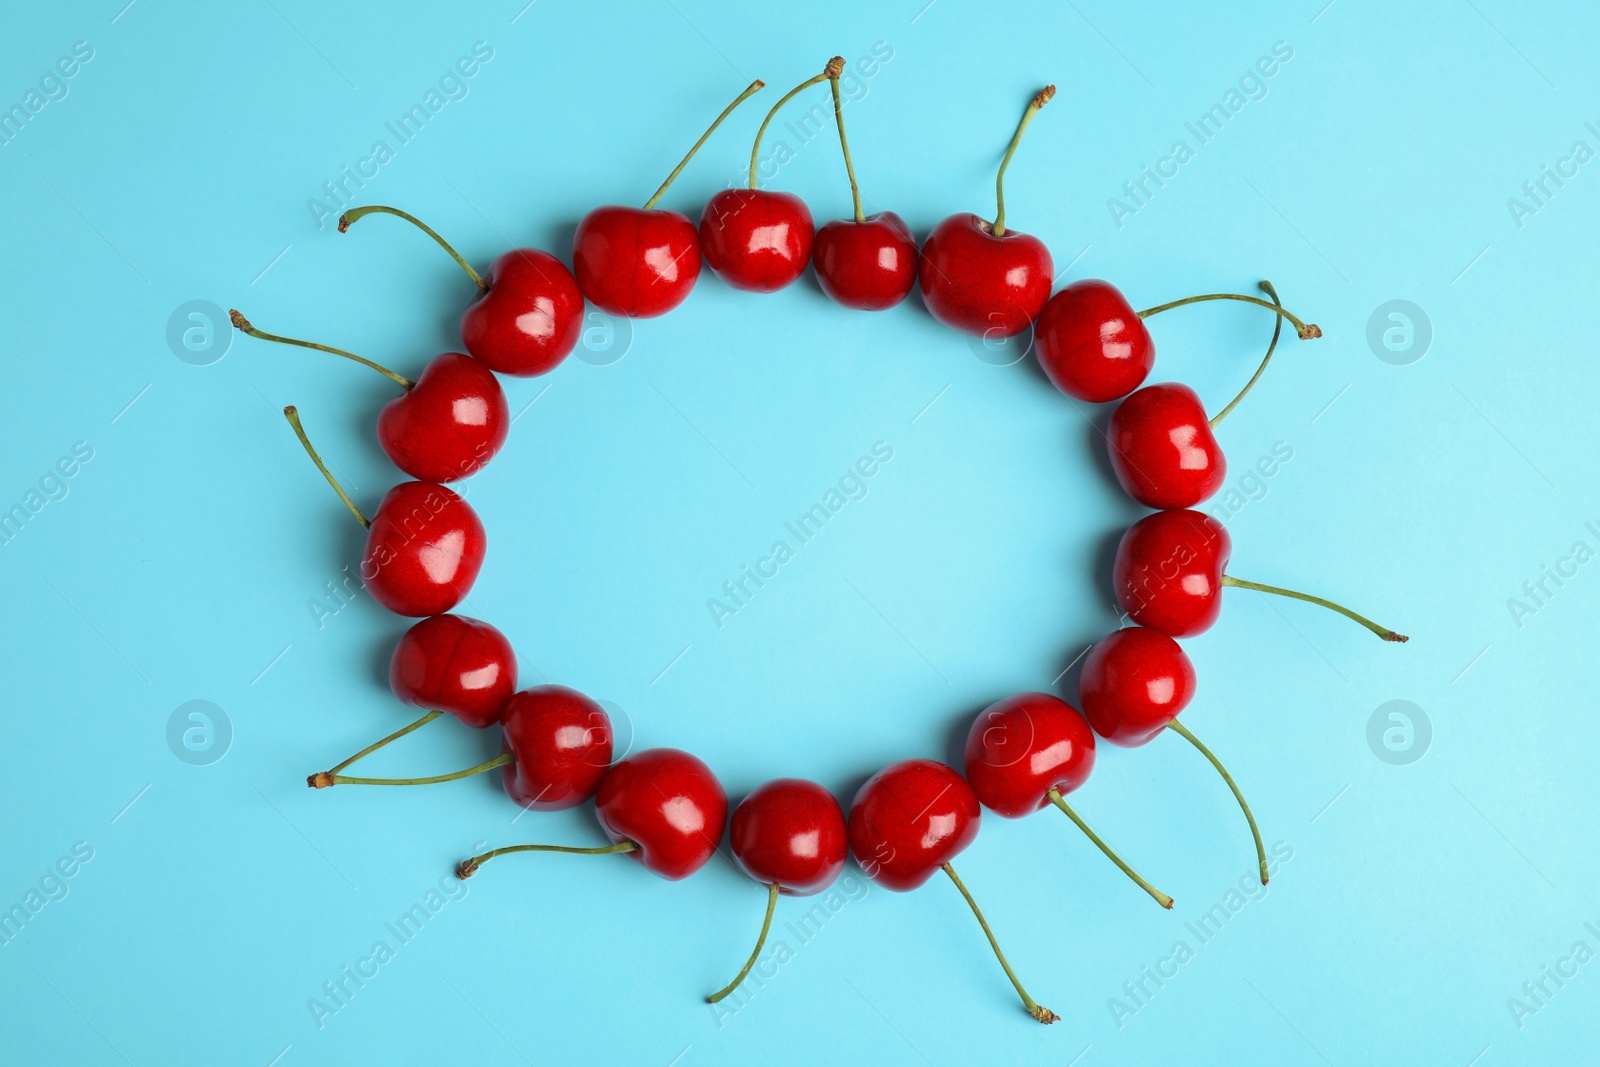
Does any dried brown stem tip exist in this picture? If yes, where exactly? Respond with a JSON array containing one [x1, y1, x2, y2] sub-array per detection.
[[308, 771, 335, 789], [336, 214, 351, 233], [1032, 85, 1056, 109], [824, 56, 845, 78], [1030, 1005, 1060, 1024], [229, 309, 251, 331], [455, 858, 480, 880], [1384, 631, 1410, 643], [1299, 323, 1323, 340]]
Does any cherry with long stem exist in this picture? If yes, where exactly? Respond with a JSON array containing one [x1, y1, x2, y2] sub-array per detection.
[[310, 751, 511, 790], [1168, 720, 1267, 885], [455, 840, 637, 879], [233, 311, 413, 389], [1138, 290, 1322, 340], [747, 60, 841, 190], [1046, 788, 1173, 909], [1223, 574, 1409, 642], [992, 85, 1054, 237], [305, 709, 442, 788], [707, 882, 779, 1004], [942, 862, 1058, 1024], [338, 205, 487, 293], [1210, 280, 1283, 428], [647, 79, 765, 210], [283, 406, 368, 528], [827, 66, 863, 223]]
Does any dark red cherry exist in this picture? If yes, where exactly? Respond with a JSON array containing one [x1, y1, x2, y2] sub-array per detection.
[[500, 686, 613, 810], [389, 614, 517, 729], [1107, 383, 1226, 509], [918, 213, 1052, 338], [1079, 628, 1197, 747], [1112, 509, 1231, 638], [572, 205, 702, 317], [595, 748, 728, 881], [1032, 280, 1154, 402], [699, 189, 814, 293], [848, 759, 979, 892], [376, 352, 509, 482], [460, 249, 585, 376], [729, 778, 848, 895], [363, 481, 487, 618], [962, 693, 1095, 818], [813, 213, 917, 310]]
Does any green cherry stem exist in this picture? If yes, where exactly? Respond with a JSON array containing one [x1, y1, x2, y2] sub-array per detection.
[[1167, 719, 1267, 886], [1046, 788, 1173, 909], [1137, 291, 1323, 340], [1221, 575, 1409, 643], [827, 62, 864, 223], [309, 751, 512, 790], [283, 406, 368, 528], [1210, 281, 1283, 428], [338, 205, 487, 293], [231, 310, 413, 390], [942, 862, 1059, 1024], [748, 59, 842, 190], [992, 85, 1055, 238], [707, 882, 780, 1004], [646, 79, 766, 210], [311, 710, 443, 786], [455, 840, 637, 879]]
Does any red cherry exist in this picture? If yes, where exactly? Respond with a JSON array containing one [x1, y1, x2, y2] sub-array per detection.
[[813, 213, 917, 309], [917, 87, 1056, 337], [389, 614, 517, 729], [595, 748, 728, 881], [573, 79, 767, 317], [1032, 280, 1154, 402], [1113, 508, 1231, 639], [376, 352, 509, 482], [700, 189, 814, 293], [500, 686, 613, 811], [1107, 383, 1227, 509], [459, 249, 585, 376], [1079, 628, 1197, 747], [361, 481, 486, 618]]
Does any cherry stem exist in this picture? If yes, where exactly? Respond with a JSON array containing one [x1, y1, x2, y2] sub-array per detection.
[[338, 205, 487, 293], [1136, 291, 1323, 341], [455, 839, 636, 879], [646, 79, 766, 210], [230, 309, 413, 390], [1046, 788, 1173, 909], [992, 85, 1054, 238], [1167, 719, 1267, 886], [282, 406, 368, 528], [312, 710, 442, 784], [308, 751, 511, 790], [1210, 281, 1282, 428], [1222, 574, 1409, 642], [826, 64, 865, 223], [748, 59, 841, 190], [941, 862, 1058, 1024], [707, 882, 779, 1004]]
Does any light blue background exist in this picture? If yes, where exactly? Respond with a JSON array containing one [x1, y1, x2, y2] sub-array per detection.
[[2, 1, 1596, 1063]]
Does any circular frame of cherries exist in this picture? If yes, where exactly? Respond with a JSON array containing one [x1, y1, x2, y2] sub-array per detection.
[[233, 59, 1406, 1026]]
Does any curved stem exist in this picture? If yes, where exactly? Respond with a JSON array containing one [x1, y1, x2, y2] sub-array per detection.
[[1046, 788, 1173, 909], [941, 862, 1058, 1024], [1136, 291, 1323, 341], [309, 751, 511, 789], [647, 79, 766, 209], [312, 710, 442, 784], [827, 68, 864, 223], [748, 60, 840, 190], [707, 882, 779, 1003], [1210, 281, 1282, 428], [230, 310, 413, 390], [1167, 720, 1267, 886], [1222, 574, 1409, 642], [338, 205, 486, 293], [992, 85, 1055, 237], [283, 406, 368, 528], [455, 839, 636, 879]]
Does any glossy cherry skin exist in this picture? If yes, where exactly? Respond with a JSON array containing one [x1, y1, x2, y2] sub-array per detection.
[[1113, 509, 1232, 638], [812, 212, 918, 310], [1107, 383, 1227, 509], [572, 206, 701, 317], [729, 778, 848, 896], [962, 693, 1096, 818], [848, 759, 980, 893], [699, 189, 814, 293], [459, 249, 585, 377], [500, 686, 613, 810], [917, 214, 1052, 338], [361, 481, 486, 617], [376, 352, 508, 483], [1080, 628, 1197, 747], [1032, 280, 1154, 403], [388, 614, 516, 729], [595, 748, 728, 881]]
